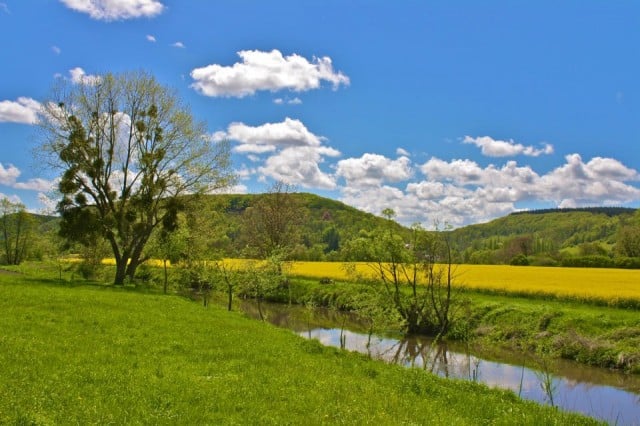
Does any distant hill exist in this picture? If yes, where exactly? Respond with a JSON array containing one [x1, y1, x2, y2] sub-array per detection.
[[448, 207, 638, 265], [193, 192, 404, 259]]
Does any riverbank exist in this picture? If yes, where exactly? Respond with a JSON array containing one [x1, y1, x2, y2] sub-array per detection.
[[273, 277, 640, 374], [235, 299, 640, 424], [0, 276, 596, 424]]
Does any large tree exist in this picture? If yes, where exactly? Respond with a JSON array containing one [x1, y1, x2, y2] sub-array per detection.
[[39, 71, 234, 285]]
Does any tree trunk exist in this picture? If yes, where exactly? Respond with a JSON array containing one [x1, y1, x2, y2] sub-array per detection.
[[114, 259, 127, 285], [163, 258, 168, 294]]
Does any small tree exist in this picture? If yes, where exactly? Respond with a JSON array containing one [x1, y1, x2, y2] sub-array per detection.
[[363, 209, 458, 336], [39, 71, 234, 285], [238, 259, 281, 321], [213, 261, 241, 311], [241, 181, 304, 260], [146, 202, 189, 293], [0, 198, 35, 265], [241, 181, 304, 303]]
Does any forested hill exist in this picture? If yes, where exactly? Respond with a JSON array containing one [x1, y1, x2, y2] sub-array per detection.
[[448, 207, 639, 265], [509, 207, 634, 217], [193, 192, 406, 260], [202, 194, 638, 264]]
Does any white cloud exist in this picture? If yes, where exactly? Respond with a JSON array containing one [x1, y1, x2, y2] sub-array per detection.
[[420, 158, 485, 184], [221, 123, 639, 226], [336, 154, 412, 188], [259, 147, 336, 189], [190, 49, 349, 98], [171, 41, 185, 48], [217, 117, 328, 153], [146, 34, 156, 42], [0, 163, 21, 186], [69, 67, 102, 85], [52, 45, 62, 55], [538, 154, 640, 206], [463, 135, 554, 157], [0, 97, 41, 124], [337, 152, 640, 227], [221, 118, 340, 189], [273, 97, 302, 105], [0, 2, 9, 14], [14, 178, 57, 192], [59, 0, 164, 21]]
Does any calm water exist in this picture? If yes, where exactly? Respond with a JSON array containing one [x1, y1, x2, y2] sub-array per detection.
[[238, 300, 640, 425]]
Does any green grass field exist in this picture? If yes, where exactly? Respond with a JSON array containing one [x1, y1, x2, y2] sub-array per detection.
[[0, 273, 598, 425]]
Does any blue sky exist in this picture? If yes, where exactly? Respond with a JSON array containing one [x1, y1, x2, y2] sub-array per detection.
[[1, 0, 639, 226]]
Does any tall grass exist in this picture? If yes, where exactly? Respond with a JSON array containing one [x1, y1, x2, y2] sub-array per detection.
[[0, 275, 597, 424]]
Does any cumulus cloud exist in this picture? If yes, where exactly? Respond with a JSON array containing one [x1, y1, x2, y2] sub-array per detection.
[[336, 154, 412, 188], [14, 178, 58, 192], [0, 164, 58, 201], [463, 135, 554, 157], [336, 153, 640, 227], [146, 34, 156, 42], [190, 49, 349, 98], [219, 118, 340, 189], [69, 67, 101, 85], [0, 97, 41, 124], [538, 154, 640, 206], [216, 117, 329, 154], [52, 45, 62, 55], [171, 41, 185, 48], [259, 147, 337, 189], [0, 163, 21, 186], [59, 0, 164, 21]]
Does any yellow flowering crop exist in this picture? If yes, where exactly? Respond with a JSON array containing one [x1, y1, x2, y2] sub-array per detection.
[[285, 261, 640, 303]]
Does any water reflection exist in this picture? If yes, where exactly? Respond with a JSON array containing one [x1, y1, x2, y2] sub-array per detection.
[[238, 301, 640, 425]]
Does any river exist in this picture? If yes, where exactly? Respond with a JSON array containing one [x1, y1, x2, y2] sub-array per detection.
[[237, 300, 640, 425]]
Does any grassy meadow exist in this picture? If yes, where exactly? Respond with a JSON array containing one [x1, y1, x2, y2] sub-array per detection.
[[0, 272, 599, 425]]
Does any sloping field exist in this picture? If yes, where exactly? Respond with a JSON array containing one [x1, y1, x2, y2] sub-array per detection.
[[284, 261, 640, 304], [0, 277, 595, 425]]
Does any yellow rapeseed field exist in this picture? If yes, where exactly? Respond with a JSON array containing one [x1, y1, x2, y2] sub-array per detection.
[[285, 261, 640, 303], [95, 257, 639, 303]]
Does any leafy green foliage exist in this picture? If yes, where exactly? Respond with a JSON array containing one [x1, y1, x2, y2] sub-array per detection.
[[40, 71, 234, 284], [0, 199, 35, 265], [451, 208, 639, 266]]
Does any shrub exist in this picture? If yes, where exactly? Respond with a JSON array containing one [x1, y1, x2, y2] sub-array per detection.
[[510, 254, 530, 266]]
